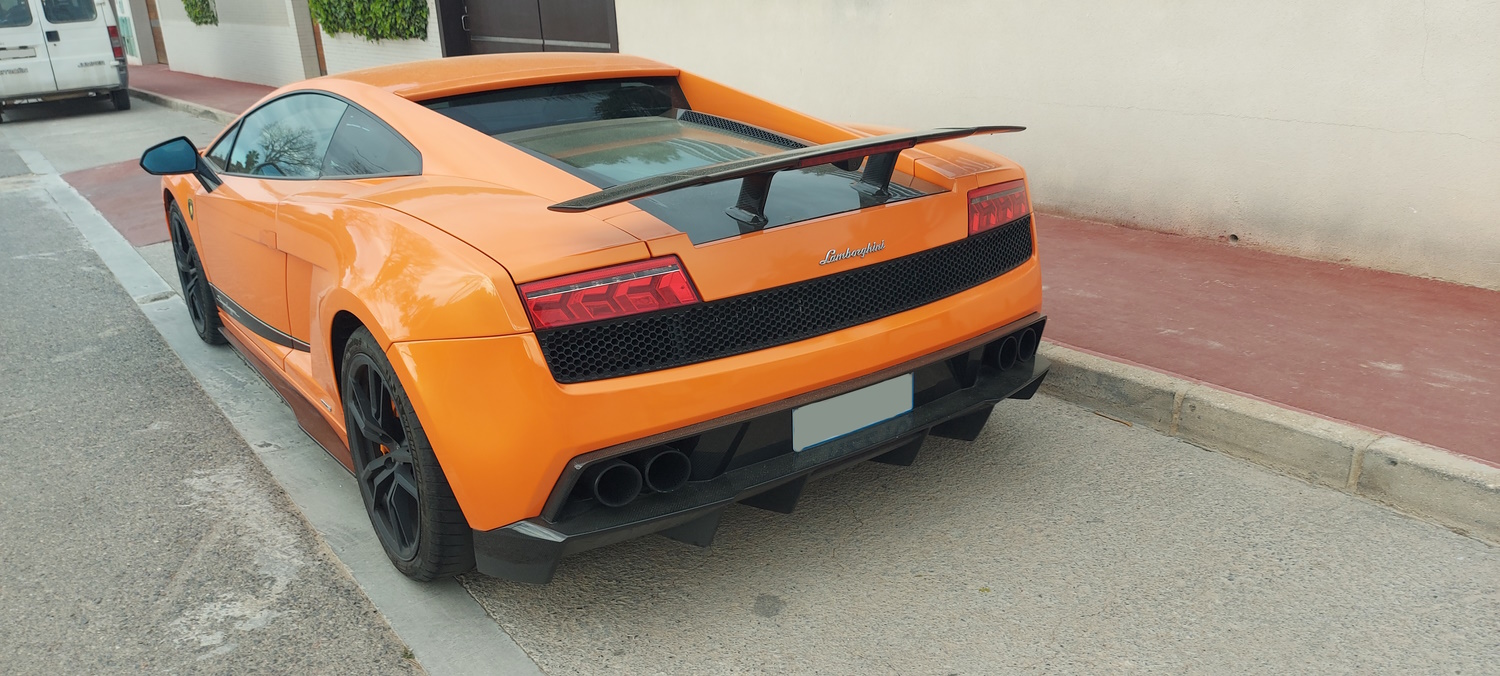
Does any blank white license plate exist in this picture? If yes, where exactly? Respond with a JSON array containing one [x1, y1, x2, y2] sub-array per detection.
[[792, 374, 913, 451]]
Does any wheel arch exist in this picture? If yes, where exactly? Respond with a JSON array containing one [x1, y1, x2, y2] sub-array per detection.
[[329, 309, 366, 396]]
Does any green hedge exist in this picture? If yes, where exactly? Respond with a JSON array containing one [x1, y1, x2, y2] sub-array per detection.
[[181, 0, 217, 26], [310, 0, 428, 42]]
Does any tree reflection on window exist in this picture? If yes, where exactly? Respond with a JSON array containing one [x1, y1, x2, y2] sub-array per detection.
[[229, 122, 320, 177], [225, 94, 348, 178]]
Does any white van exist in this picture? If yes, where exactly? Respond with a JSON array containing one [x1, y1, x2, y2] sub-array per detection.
[[0, 0, 129, 122]]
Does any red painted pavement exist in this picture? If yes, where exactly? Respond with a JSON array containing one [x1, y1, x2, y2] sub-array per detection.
[[63, 160, 167, 246], [1036, 214, 1499, 466], [129, 64, 274, 118]]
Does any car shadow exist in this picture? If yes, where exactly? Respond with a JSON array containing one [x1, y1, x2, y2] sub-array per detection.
[[2, 96, 122, 124]]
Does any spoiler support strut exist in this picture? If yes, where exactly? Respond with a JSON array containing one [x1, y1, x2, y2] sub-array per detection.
[[726, 172, 774, 230]]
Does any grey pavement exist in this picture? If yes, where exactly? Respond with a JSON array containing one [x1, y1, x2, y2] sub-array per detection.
[[3, 90, 1499, 675], [465, 395, 1500, 674], [1, 98, 224, 173], [0, 114, 417, 672], [0, 146, 27, 178]]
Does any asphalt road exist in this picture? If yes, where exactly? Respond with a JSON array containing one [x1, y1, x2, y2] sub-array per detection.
[[0, 101, 417, 674], [3, 96, 1498, 675], [467, 393, 1500, 674]]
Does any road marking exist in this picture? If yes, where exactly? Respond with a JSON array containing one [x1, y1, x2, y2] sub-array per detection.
[[1, 131, 544, 676]]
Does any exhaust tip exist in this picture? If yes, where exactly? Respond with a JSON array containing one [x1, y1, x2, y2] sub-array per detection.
[[1017, 328, 1039, 361], [589, 460, 642, 508], [997, 336, 1020, 370], [642, 449, 691, 493]]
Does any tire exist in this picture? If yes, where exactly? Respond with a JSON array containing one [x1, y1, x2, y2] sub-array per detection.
[[111, 89, 131, 111], [167, 201, 226, 345], [341, 327, 475, 580]]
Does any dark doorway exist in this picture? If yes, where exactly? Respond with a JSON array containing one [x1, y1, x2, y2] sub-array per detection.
[[435, 0, 617, 57]]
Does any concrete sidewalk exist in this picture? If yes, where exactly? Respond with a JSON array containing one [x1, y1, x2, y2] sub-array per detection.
[[1038, 215, 1498, 468], [129, 65, 273, 122]]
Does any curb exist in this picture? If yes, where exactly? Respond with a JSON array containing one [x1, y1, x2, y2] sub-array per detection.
[[1038, 341, 1500, 544], [128, 88, 237, 125]]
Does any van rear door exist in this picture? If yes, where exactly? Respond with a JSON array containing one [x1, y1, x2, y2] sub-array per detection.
[[0, 0, 58, 99], [37, 0, 117, 92]]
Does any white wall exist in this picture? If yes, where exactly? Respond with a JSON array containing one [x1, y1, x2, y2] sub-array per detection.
[[156, 0, 320, 86], [319, 0, 441, 75], [617, 0, 1500, 290]]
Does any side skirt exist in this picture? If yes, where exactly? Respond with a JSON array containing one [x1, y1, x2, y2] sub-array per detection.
[[220, 324, 355, 472]]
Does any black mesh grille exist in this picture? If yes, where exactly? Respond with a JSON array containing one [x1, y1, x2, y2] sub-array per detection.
[[537, 215, 1034, 383], [677, 110, 806, 149]]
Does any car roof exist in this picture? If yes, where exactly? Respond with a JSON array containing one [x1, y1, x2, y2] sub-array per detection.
[[326, 52, 680, 102]]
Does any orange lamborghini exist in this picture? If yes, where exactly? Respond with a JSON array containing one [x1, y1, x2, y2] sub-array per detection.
[[139, 53, 1048, 584]]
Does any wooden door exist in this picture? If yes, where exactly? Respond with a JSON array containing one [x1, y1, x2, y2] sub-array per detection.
[[143, 0, 166, 64], [451, 0, 616, 56]]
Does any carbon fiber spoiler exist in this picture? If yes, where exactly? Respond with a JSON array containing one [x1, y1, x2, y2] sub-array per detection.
[[548, 125, 1025, 228]]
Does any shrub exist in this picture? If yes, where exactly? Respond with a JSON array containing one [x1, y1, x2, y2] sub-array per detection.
[[181, 0, 217, 26], [310, 0, 428, 42]]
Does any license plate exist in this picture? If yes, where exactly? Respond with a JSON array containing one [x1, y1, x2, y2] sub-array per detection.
[[792, 374, 913, 451]]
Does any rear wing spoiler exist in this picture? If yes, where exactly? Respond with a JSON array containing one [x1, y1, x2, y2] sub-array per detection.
[[548, 125, 1025, 228]]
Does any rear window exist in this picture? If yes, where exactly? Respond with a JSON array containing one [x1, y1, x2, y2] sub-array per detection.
[[424, 77, 688, 137], [0, 0, 33, 28], [41, 0, 95, 23], [427, 77, 941, 245]]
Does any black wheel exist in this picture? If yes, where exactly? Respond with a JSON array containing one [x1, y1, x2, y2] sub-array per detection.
[[111, 89, 131, 111], [167, 202, 226, 345], [341, 328, 474, 580]]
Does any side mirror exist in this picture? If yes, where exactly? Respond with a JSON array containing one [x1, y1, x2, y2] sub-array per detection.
[[139, 136, 201, 175]]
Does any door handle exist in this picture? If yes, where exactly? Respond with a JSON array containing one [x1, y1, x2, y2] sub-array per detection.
[[45, 30, 60, 42], [460, 14, 469, 31]]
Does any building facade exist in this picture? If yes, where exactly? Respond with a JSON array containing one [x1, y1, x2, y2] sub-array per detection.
[[117, 0, 1498, 289]]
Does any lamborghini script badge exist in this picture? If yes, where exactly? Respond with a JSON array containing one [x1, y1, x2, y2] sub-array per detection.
[[819, 240, 886, 266]]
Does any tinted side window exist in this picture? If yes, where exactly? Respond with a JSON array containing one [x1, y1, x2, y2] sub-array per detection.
[[0, 0, 33, 28], [41, 0, 95, 23], [321, 108, 421, 178], [205, 124, 239, 171], [227, 94, 348, 178]]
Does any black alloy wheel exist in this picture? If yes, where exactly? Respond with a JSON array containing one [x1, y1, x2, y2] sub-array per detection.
[[341, 328, 474, 580], [168, 202, 226, 345], [346, 352, 422, 561]]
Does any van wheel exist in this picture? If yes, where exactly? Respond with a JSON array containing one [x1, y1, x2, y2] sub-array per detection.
[[111, 90, 131, 111]]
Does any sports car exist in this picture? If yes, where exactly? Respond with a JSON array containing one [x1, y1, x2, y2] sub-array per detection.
[[138, 53, 1048, 583]]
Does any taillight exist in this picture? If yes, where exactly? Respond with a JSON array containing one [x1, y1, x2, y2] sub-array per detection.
[[968, 179, 1030, 235], [107, 25, 124, 59], [519, 256, 700, 330]]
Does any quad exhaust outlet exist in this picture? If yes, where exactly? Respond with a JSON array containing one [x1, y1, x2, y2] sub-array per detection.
[[585, 459, 643, 508], [638, 449, 691, 494]]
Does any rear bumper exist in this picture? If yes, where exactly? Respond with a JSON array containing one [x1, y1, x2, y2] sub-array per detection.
[[472, 316, 1049, 583]]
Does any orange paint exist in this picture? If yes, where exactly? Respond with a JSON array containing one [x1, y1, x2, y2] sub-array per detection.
[[159, 53, 1042, 532]]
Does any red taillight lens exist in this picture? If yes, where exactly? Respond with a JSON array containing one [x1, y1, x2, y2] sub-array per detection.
[[967, 179, 1030, 235], [107, 25, 124, 58], [519, 256, 700, 330]]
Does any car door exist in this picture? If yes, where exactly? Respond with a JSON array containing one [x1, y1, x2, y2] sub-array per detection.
[[197, 92, 348, 358], [0, 0, 56, 98], [36, 0, 116, 92]]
